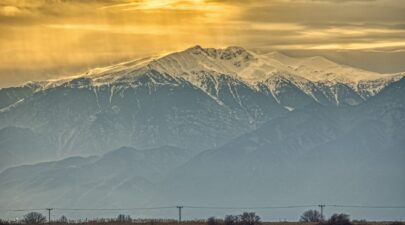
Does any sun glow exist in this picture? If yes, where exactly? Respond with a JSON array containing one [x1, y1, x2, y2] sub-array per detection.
[[1, 0, 404, 87]]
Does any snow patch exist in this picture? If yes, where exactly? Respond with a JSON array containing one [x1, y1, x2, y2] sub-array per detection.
[[20, 46, 405, 101]]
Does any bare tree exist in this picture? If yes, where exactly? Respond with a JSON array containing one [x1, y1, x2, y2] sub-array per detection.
[[0, 219, 11, 225], [22, 212, 46, 224], [224, 215, 240, 225], [240, 212, 260, 225], [300, 210, 323, 222], [58, 216, 68, 223], [117, 214, 132, 222]]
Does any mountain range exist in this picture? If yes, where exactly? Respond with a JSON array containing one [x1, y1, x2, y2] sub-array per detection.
[[0, 46, 404, 220]]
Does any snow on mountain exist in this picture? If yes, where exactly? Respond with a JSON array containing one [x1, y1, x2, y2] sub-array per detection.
[[1, 45, 404, 169], [28, 45, 401, 102], [2, 45, 402, 122], [146, 45, 397, 85], [15, 46, 384, 86], [161, 77, 405, 211], [0, 47, 404, 220], [2, 45, 401, 131]]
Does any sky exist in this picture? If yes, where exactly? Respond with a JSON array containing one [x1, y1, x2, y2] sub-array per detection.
[[1, 0, 405, 87]]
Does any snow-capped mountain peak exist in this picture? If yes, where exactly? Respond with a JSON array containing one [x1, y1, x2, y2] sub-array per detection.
[[146, 46, 397, 85], [17, 45, 404, 104], [146, 45, 256, 81]]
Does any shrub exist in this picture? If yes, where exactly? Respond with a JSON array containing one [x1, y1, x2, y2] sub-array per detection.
[[300, 210, 323, 222], [207, 217, 221, 225], [389, 222, 404, 225], [323, 213, 352, 225]]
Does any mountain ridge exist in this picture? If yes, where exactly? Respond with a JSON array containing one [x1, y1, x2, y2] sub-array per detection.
[[0, 48, 404, 220], [2, 46, 402, 111], [1, 77, 404, 220], [0, 45, 404, 169]]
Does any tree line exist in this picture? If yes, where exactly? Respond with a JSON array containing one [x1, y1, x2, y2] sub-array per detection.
[[0, 210, 403, 225]]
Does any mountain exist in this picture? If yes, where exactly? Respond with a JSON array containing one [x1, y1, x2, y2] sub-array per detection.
[[0, 145, 190, 214], [0, 45, 404, 220], [0, 46, 402, 170], [0, 77, 403, 220], [160, 77, 405, 208], [0, 82, 42, 109], [0, 127, 56, 171], [0, 70, 285, 161]]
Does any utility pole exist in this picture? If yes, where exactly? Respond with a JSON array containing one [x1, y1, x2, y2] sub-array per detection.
[[46, 208, 53, 224], [318, 204, 325, 221], [176, 206, 183, 222]]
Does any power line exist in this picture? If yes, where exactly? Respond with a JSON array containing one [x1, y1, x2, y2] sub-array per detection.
[[1, 204, 405, 213], [0, 208, 47, 212], [52, 206, 176, 211], [327, 205, 405, 209], [0, 207, 175, 213], [183, 205, 318, 210]]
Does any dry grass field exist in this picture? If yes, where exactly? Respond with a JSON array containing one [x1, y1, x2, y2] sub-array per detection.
[[10, 220, 399, 225]]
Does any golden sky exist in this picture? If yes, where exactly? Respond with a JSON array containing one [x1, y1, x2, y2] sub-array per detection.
[[1, 0, 405, 87]]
